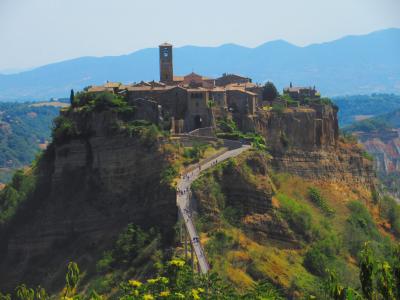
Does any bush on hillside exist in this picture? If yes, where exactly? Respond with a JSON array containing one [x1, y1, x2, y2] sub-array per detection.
[[380, 195, 400, 237], [277, 194, 314, 241], [344, 201, 382, 256], [205, 230, 237, 256], [52, 116, 77, 144], [308, 187, 335, 217], [75, 92, 134, 115], [304, 234, 341, 277], [0, 169, 36, 227]]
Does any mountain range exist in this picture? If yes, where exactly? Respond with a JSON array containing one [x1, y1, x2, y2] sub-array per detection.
[[0, 28, 399, 101]]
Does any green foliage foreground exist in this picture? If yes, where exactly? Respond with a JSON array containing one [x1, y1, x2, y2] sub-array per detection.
[[325, 243, 400, 300], [0, 259, 284, 300]]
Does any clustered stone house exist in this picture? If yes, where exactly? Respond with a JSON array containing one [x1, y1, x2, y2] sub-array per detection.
[[88, 43, 319, 133]]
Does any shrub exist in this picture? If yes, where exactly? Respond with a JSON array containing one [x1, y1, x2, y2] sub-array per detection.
[[183, 142, 208, 162], [217, 118, 238, 133], [308, 187, 335, 216], [304, 234, 341, 277], [277, 193, 314, 240], [0, 170, 36, 226], [344, 201, 381, 256], [271, 104, 285, 114], [380, 196, 400, 237], [304, 246, 330, 277], [206, 230, 236, 256], [75, 92, 133, 114], [160, 165, 179, 185], [362, 151, 374, 161], [222, 206, 242, 225], [51, 116, 76, 144], [96, 251, 114, 273]]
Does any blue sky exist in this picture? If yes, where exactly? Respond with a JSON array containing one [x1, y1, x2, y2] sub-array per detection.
[[0, 0, 399, 72]]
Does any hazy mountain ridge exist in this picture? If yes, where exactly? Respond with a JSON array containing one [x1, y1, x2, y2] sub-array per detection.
[[1, 28, 399, 101]]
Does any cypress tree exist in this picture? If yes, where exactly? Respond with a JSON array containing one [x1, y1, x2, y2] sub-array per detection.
[[69, 89, 75, 105]]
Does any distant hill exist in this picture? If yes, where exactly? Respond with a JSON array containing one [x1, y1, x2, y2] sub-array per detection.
[[0, 101, 64, 182], [333, 93, 400, 127], [0, 28, 399, 101]]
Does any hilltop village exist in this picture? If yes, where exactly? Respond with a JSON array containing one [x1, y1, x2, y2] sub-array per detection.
[[86, 43, 335, 153]]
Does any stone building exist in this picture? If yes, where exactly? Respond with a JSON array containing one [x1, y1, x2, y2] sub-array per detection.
[[215, 73, 251, 86], [87, 44, 327, 138], [283, 82, 320, 102], [88, 43, 260, 132]]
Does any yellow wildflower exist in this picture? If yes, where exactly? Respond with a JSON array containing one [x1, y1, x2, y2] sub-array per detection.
[[159, 290, 171, 297], [174, 292, 185, 299], [143, 294, 154, 300], [159, 277, 169, 284], [191, 289, 200, 300], [128, 280, 142, 288], [168, 259, 185, 267], [147, 278, 158, 284]]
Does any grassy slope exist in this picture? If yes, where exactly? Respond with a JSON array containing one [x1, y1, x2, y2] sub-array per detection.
[[191, 150, 398, 298]]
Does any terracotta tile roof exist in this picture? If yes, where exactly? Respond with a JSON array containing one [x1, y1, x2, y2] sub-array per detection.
[[225, 82, 257, 89], [173, 76, 184, 82], [87, 86, 114, 93], [104, 82, 121, 88], [226, 88, 257, 96], [127, 86, 174, 92]]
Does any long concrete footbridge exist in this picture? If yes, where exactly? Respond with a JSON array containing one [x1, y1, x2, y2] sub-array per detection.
[[176, 132, 251, 274]]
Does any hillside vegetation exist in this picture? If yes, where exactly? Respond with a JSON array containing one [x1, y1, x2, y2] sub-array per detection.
[[191, 150, 400, 298], [0, 101, 63, 182], [333, 94, 400, 127]]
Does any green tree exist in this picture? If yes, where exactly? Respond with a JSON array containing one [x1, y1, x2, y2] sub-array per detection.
[[359, 243, 374, 300], [69, 89, 75, 105], [15, 284, 34, 300], [65, 262, 80, 298], [376, 261, 395, 300], [262, 81, 278, 101], [393, 245, 400, 299]]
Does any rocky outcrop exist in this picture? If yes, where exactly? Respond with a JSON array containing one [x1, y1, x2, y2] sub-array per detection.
[[254, 105, 338, 152], [270, 145, 376, 186], [0, 110, 177, 291]]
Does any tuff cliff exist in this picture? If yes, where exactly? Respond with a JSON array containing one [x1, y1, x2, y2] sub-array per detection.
[[0, 109, 177, 291], [254, 104, 339, 152], [252, 104, 374, 186]]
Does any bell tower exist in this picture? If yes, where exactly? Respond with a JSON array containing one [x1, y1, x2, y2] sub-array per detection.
[[159, 43, 173, 83]]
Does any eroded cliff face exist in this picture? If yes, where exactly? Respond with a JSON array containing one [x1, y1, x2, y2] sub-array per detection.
[[0, 110, 177, 291], [269, 145, 376, 186], [254, 104, 339, 152], [251, 104, 374, 186]]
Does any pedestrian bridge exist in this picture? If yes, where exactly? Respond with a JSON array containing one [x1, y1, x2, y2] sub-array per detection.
[[176, 140, 251, 274]]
